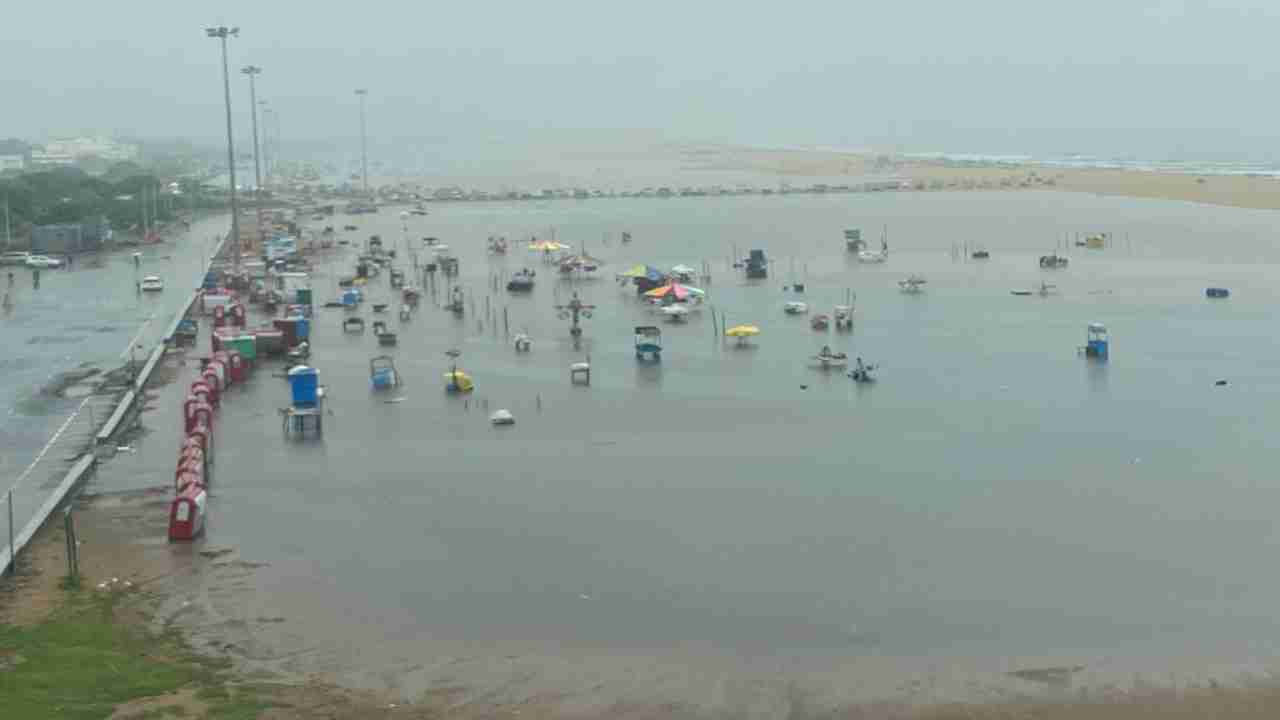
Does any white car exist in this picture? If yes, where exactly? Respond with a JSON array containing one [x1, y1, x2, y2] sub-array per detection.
[[25, 255, 64, 268]]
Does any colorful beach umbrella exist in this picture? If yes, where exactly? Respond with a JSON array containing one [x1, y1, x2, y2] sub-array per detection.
[[619, 264, 665, 280], [644, 282, 704, 300], [724, 325, 760, 337]]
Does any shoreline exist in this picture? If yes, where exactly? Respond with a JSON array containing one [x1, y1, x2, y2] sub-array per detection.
[[8, 500, 1280, 719], [681, 145, 1280, 211]]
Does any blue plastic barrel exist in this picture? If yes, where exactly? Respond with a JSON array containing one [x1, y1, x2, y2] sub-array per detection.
[[287, 366, 319, 407], [293, 317, 310, 340]]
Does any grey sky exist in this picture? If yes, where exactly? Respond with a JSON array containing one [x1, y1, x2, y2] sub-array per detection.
[[3, 1, 1280, 159]]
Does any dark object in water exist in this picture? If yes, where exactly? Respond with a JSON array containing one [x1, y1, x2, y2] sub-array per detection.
[[372, 303, 388, 313], [972, 250, 990, 259], [1010, 290, 1033, 296], [323, 301, 344, 308], [1215, 379, 1228, 386], [1206, 287, 1230, 299], [792, 283, 805, 293]]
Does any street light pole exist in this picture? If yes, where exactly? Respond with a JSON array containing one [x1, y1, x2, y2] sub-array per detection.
[[206, 25, 241, 273], [241, 65, 263, 198], [259, 101, 271, 188], [355, 88, 369, 197]]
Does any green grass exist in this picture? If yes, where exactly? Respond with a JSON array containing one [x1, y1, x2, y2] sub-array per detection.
[[0, 589, 270, 719]]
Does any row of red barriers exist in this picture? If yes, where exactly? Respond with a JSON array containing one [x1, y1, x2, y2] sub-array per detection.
[[168, 346, 253, 541], [211, 302, 248, 330]]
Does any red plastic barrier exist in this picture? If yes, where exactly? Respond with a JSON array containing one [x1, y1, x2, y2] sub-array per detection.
[[174, 461, 203, 490], [227, 351, 248, 384], [178, 445, 206, 476], [184, 400, 214, 434], [200, 368, 222, 396], [192, 379, 218, 408], [190, 383, 212, 408], [187, 423, 212, 456], [206, 360, 227, 390], [168, 481, 208, 541]]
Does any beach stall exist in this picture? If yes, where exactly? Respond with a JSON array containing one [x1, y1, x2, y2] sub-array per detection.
[[1083, 322, 1109, 359]]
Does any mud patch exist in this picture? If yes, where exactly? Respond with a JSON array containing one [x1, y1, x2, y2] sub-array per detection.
[[37, 365, 102, 397]]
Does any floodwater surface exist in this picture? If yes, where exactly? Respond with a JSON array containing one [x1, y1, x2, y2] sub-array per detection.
[[106, 192, 1280, 705]]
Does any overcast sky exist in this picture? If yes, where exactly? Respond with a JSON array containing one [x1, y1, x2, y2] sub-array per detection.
[[3, 1, 1280, 160]]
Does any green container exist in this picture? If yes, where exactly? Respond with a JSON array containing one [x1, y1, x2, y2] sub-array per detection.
[[296, 288, 313, 306], [226, 335, 257, 361]]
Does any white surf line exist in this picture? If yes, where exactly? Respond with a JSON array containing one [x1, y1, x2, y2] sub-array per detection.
[[1, 394, 94, 499]]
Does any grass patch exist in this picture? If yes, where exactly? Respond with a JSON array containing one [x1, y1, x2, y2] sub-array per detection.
[[0, 589, 271, 719]]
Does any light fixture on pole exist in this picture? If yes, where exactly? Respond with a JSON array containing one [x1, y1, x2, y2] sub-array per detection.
[[354, 88, 369, 196], [206, 25, 241, 272], [241, 65, 263, 197]]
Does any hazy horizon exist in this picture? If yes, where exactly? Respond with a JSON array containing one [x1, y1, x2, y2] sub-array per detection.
[[6, 2, 1280, 162]]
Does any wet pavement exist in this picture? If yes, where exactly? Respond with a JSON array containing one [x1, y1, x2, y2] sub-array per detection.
[[1, 214, 227, 564]]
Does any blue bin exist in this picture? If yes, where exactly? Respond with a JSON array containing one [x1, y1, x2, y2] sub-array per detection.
[[371, 368, 396, 389], [342, 289, 359, 306], [293, 317, 310, 340], [287, 366, 319, 407]]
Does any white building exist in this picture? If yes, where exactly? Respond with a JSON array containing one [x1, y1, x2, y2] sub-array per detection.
[[0, 154, 24, 171], [43, 136, 140, 162]]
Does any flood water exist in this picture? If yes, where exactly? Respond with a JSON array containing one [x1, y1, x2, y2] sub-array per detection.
[[110, 191, 1280, 703], [0, 216, 228, 536]]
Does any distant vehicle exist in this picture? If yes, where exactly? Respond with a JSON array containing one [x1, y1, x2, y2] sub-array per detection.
[[140, 275, 164, 292], [0, 251, 31, 266], [25, 255, 63, 268]]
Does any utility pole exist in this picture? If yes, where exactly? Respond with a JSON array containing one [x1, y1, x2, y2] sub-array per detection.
[[206, 25, 241, 272], [241, 65, 263, 197], [355, 88, 369, 196]]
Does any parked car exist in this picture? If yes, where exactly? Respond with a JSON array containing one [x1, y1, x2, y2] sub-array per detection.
[[0, 251, 30, 266], [25, 255, 64, 268]]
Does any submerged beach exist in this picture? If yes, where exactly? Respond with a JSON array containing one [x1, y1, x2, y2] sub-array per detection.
[[4, 187, 1270, 712]]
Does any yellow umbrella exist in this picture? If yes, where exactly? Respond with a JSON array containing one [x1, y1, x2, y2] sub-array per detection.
[[724, 325, 760, 337]]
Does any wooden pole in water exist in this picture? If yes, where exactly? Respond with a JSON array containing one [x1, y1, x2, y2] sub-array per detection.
[[504, 307, 509, 336]]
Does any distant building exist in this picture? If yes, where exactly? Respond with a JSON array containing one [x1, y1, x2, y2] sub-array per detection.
[[43, 136, 139, 162], [29, 150, 76, 167], [0, 154, 24, 172], [31, 217, 112, 254]]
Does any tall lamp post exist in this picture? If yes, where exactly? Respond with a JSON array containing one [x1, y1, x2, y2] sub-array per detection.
[[241, 65, 263, 198], [355, 88, 369, 196], [206, 25, 241, 272], [259, 101, 271, 188]]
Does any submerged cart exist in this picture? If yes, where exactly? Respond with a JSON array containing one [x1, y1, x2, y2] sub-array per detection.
[[370, 355, 400, 390], [634, 325, 662, 361]]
